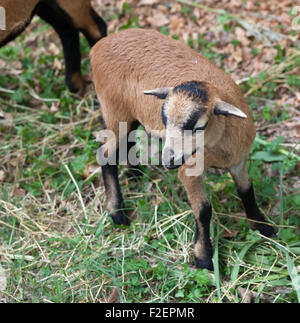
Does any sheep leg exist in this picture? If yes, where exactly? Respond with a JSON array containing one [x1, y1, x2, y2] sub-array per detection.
[[230, 159, 275, 237], [101, 162, 129, 226], [74, 7, 107, 46], [56, 0, 107, 46], [178, 165, 213, 270], [98, 120, 140, 226], [124, 121, 143, 178], [99, 136, 129, 225], [36, 2, 84, 93]]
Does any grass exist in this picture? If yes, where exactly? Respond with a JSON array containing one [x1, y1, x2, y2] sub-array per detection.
[[0, 6, 300, 303]]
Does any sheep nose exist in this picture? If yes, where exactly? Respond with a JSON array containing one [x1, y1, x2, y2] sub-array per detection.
[[162, 148, 179, 169]]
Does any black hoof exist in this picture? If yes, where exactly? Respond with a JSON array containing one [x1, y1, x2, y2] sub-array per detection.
[[195, 257, 214, 271], [111, 211, 130, 226], [256, 223, 275, 238]]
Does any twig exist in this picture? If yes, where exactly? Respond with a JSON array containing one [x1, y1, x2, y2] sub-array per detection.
[[64, 164, 88, 220]]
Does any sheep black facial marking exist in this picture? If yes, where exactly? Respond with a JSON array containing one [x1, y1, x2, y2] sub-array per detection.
[[173, 81, 209, 104], [162, 81, 210, 131], [182, 110, 206, 132], [159, 82, 210, 170]]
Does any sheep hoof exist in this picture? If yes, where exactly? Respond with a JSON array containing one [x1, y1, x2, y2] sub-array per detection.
[[111, 211, 130, 226], [195, 257, 214, 271]]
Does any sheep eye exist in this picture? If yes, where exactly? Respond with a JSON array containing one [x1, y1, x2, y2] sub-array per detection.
[[193, 121, 208, 132]]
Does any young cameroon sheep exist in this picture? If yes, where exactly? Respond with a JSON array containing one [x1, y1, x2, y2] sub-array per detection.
[[0, 0, 107, 93], [91, 29, 275, 270]]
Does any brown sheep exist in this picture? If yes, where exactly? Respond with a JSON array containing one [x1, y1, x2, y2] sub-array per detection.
[[90, 28, 275, 270], [0, 0, 107, 93]]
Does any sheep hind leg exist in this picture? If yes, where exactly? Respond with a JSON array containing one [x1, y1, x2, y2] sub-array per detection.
[[36, 2, 84, 93], [56, 0, 107, 46], [230, 159, 275, 237]]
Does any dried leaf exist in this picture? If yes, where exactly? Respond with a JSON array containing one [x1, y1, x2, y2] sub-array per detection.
[[50, 102, 59, 114], [139, 0, 157, 5], [53, 58, 62, 71], [146, 12, 169, 27], [0, 170, 5, 182], [48, 42, 60, 56]]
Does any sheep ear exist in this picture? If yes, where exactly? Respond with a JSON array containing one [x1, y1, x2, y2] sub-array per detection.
[[144, 87, 173, 100], [214, 101, 247, 119]]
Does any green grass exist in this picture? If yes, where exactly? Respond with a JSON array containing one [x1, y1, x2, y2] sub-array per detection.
[[0, 9, 300, 303]]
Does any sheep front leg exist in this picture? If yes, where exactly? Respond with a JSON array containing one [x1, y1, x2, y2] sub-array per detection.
[[178, 166, 213, 270], [101, 162, 129, 226], [99, 140, 129, 225], [230, 159, 275, 237]]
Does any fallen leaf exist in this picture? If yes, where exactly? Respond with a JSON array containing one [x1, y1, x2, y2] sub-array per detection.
[[138, 0, 157, 5], [146, 12, 169, 27], [53, 58, 62, 71], [50, 102, 59, 114], [48, 42, 60, 56], [235, 27, 250, 46]]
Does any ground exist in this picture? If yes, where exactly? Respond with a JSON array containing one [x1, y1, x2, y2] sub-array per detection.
[[0, 0, 299, 303]]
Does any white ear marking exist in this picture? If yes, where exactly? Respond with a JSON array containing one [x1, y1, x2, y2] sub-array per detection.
[[143, 87, 173, 100], [214, 101, 247, 119]]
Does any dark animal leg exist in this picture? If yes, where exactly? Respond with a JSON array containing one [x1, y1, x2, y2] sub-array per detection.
[[101, 160, 129, 226], [230, 160, 275, 237], [178, 166, 214, 270], [80, 8, 107, 46], [36, 2, 83, 93], [124, 121, 143, 179]]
